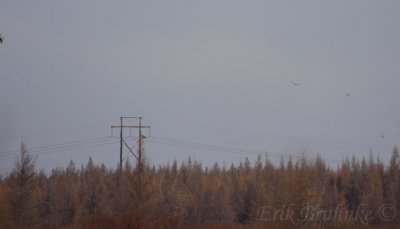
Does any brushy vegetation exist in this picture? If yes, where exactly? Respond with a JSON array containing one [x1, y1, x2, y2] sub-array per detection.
[[1, 143, 400, 228]]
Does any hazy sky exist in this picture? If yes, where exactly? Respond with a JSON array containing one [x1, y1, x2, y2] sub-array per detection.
[[1, 1, 399, 173]]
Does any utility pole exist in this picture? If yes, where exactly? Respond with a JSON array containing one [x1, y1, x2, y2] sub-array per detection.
[[138, 117, 143, 176], [111, 117, 150, 170], [111, 117, 151, 207], [120, 117, 123, 169]]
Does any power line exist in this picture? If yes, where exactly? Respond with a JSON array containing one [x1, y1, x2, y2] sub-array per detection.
[[147, 136, 342, 164], [0, 139, 119, 161], [0, 119, 120, 142], [0, 133, 345, 166], [1, 117, 374, 167], [0, 141, 119, 161], [0, 137, 122, 160], [143, 118, 393, 151], [149, 136, 261, 155], [0, 137, 110, 156], [0, 137, 116, 155]]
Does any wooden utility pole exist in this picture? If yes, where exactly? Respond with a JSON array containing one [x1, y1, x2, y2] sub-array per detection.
[[138, 117, 143, 175], [111, 117, 150, 170], [120, 117, 123, 169]]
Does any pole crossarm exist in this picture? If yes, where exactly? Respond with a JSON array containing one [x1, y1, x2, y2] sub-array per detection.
[[111, 125, 151, 128]]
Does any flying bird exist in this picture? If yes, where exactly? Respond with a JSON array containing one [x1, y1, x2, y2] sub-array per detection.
[[291, 81, 301, 86], [345, 92, 351, 96], [0, 34, 4, 44], [380, 133, 384, 139]]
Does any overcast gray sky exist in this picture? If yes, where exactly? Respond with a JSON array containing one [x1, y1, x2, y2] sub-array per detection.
[[1, 0, 399, 173]]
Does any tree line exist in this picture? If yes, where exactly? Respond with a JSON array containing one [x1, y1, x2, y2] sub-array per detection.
[[1, 142, 400, 228]]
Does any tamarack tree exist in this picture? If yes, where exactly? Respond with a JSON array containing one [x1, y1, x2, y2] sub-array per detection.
[[8, 143, 37, 228], [1, 144, 400, 228]]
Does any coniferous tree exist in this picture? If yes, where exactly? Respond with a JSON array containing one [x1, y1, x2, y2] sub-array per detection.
[[8, 142, 37, 228]]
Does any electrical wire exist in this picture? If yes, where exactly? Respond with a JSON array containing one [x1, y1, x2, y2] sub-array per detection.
[[147, 136, 342, 164], [0, 137, 111, 156], [143, 118, 393, 151], [0, 132, 345, 166], [0, 119, 120, 141], [0, 137, 121, 160], [148, 136, 261, 155]]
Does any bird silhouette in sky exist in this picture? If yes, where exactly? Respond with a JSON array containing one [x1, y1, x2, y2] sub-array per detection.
[[291, 81, 301, 86], [345, 92, 351, 96], [0, 34, 4, 44], [381, 133, 384, 139]]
